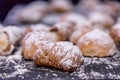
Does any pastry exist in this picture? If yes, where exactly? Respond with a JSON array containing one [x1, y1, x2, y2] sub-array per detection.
[[25, 23, 61, 42], [18, 1, 48, 23], [60, 13, 89, 27], [50, 0, 72, 13], [50, 21, 75, 41], [93, 2, 119, 17], [0, 26, 25, 55], [22, 31, 55, 60], [70, 26, 93, 44], [80, 0, 118, 17], [77, 29, 116, 57], [25, 24, 50, 34], [117, 16, 120, 23], [89, 12, 114, 28], [110, 23, 120, 45], [105, 1, 120, 15], [33, 41, 83, 72], [0, 24, 3, 29], [78, 0, 100, 13]]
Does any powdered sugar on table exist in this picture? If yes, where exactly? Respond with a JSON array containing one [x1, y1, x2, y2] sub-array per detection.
[[0, 46, 120, 79]]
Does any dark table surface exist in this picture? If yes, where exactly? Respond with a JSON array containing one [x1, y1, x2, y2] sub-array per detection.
[[0, 46, 120, 80]]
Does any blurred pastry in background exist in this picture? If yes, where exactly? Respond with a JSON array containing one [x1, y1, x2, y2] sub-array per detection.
[[25, 23, 50, 34], [78, 0, 119, 18], [110, 23, 120, 46], [17, 1, 48, 24], [70, 26, 93, 44], [103, 1, 120, 17], [77, 29, 116, 57], [92, 4, 117, 18], [77, 0, 101, 14], [50, 21, 75, 41], [117, 16, 120, 23], [60, 13, 87, 26], [80, 0, 100, 9], [88, 12, 114, 29], [25, 23, 61, 42], [42, 14, 62, 25], [0, 26, 25, 56], [50, 0, 72, 13], [3, 5, 25, 25], [0, 24, 3, 29], [33, 41, 84, 72]]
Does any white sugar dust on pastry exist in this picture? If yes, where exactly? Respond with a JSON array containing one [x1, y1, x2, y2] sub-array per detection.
[[25, 23, 50, 34], [70, 26, 93, 44], [77, 29, 117, 57], [17, 1, 48, 23], [0, 26, 25, 56], [0, 33, 9, 55], [33, 41, 84, 72], [110, 23, 120, 45], [50, 21, 75, 41], [89, 12, 114, 28], [22, 31, 55, 60], [60, 13, 90, 27]]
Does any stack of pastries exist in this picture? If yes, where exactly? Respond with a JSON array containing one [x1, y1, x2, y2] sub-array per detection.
[[1, 0, 120, 72]]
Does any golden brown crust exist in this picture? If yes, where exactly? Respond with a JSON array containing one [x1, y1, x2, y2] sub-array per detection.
[[77, 29, 116, 57], [0, 26, 24, 56], [0, 32, 10, 55], [109, 24, 120, 45], [22, 43, 38, 60], [33, 41, 83, 72], [50, 32, 61, 42], [22, 31, 55, 60]]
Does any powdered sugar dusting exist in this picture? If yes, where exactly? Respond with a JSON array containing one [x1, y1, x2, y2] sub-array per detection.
[[0, 65, 29, 79], [61, 13, 86, 25], [23, 31, 55, 50], [52, 21, 74, 35], [113, 23, 120, 29], [29, 23, 50, 32], [0, 47, 29, 79], [53, 42, 83, 70], [89, 12, 114, 27], [80, 29, 113, 45], [79, 29, 116, 56], [51, 21, 75, 40], [70, 51, 120, 79], [0, 26, 24, 44]]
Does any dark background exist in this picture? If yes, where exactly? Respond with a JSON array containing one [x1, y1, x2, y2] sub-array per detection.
[[0, 0, 78, 21], [0, 0, 119, 21]]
